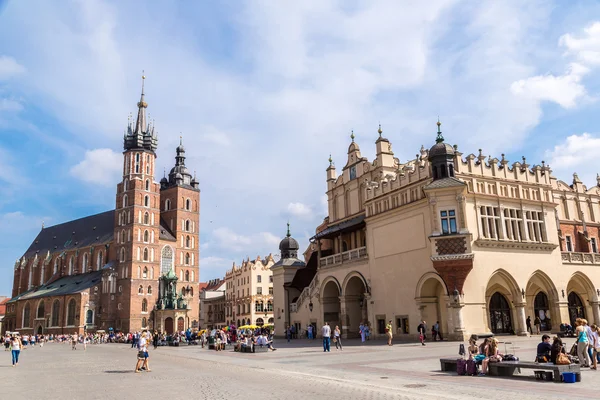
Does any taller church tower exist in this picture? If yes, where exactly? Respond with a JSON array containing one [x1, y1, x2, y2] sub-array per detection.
[[113, 75, 161, 332]]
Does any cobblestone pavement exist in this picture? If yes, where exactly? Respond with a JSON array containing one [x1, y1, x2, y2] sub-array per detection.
[[3, 336, 598, 399]]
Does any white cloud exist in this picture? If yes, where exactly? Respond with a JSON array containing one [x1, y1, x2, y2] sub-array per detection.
[[545, 133, 600, 186], [0, 98, 23, 112], [0, 56, 25, 80], [210, 227, 280, 253], [287, 202, 312, 219], [510, 63, 589, 109], [560, 22, 600, 65], [70, 148, 122, 187]]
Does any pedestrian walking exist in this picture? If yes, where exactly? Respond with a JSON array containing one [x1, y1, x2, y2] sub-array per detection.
[[526, 316, 532, 334], [386, 320, 393, 346], [359, 323, 366, 343], [417, 320, 427, 346], [432, 321, 443, 341], [71, 332, 78, 350], [10, 334, 22, 367], [534, 316, 541, 334], [334, 326, 342, 350], [322, 322, 331, 352], [135, 331, 151, 373]]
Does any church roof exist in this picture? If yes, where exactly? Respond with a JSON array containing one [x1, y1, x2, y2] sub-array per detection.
[[24, 210, 115, 258], [310, 214, 365, 241], [10, 270, 103, 302], [159, 218, 176, 241]]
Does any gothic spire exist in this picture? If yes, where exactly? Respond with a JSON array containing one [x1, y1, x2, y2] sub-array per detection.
[[134, 72, 148, 135]]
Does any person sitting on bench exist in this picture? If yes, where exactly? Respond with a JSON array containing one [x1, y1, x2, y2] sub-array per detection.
[[480, 338, 501, 376], [550, 336, 567, 364], [536, 334, 552, 363]]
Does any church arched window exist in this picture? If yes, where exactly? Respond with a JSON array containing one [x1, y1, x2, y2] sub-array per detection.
[[82, 253, 88, 273], [143, 248, 149, 261], [143, 266, 148, 279], [185, 270, 190, 281], [144, 212, 149, 225], [145, 179, 150, 191], [123, 178, 128, 191], [68, 257, 74, 275], [186, 236, 190, 248], [138, 285, 143, 294], [165, 199, 171, 211], [144, 195, 149, 207], [120, 248, 126, 262], [161, 246, 173, 275], [186, 199, 191, 210], [122, 194, 128, 208], [185, 220, 190, 232], [185, 253, 190, 265], [148, 285, 152, 294], [142, 299, 148, 312], [135, 153, 140, 173], [144, 230, 149, 243]]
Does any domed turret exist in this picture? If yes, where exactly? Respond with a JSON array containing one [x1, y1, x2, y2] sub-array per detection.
[[279, 222, 299, 259], [429, 120, 456, 180]]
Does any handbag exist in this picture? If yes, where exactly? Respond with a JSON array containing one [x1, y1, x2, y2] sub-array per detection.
[[137, 350, 145, 359], [556, 353, 571, 365], [333, 337, 337, 343]]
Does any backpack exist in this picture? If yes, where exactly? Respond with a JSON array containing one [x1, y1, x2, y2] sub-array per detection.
[[456, 358, 467, 376], [503, 354, 519, 362]]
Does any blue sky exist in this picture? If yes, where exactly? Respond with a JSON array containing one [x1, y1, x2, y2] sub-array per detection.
[[2, 0, 600, 295]]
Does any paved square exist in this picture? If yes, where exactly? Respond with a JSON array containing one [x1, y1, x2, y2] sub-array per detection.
[[4, 336, 599, 399]]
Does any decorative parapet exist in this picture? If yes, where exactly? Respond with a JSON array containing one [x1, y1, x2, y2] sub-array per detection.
[[561, 252, 600, 265], [320, 246, 367, 268], [474, 239, 558, 252]]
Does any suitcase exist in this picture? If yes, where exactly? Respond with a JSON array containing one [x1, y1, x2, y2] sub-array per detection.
[[466, 359, 477, 376], [457, 358, 467, 375]]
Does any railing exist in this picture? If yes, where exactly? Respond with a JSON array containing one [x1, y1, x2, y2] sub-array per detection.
[[561, 252, 600, 265], [320, 246, 367, 268], [290, 274, 320, 314]]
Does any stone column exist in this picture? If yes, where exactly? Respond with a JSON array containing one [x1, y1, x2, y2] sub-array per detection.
[[317, 240, 322, 269], [591, 301, 600, 326], [339, 295, 348, 338], [515, 303, 528, 336]]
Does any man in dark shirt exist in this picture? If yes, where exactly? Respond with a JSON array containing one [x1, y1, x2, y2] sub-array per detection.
[[536, 334, 552, 362]]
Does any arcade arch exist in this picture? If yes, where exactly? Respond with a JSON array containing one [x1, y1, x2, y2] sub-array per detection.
[[342, 273, 367, 338], [415, 273, 449, 337], [485, 269, 521, 335], [321, 277, 341, 332], [525, 270, 559, 332]]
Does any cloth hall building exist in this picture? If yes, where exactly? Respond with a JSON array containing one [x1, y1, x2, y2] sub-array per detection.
[[273, 123, 600, 340], [4, 78, 200, 336]]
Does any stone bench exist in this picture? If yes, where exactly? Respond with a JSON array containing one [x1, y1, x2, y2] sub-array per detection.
[[488, 361, 580, 382], [239, 345, 269, 353]]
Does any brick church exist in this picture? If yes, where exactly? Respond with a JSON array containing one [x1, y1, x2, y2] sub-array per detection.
[[4, 77, 200, 335]]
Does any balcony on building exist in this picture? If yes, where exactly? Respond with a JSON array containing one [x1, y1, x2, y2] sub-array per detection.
[[310, 214, 367, 268]]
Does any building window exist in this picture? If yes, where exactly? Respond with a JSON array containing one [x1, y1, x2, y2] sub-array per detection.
[[142, 299, 148, 312], [479, 206, 500, 239], [144, 212, 149, 225], [144, 230, 149, 243], [269, 287, 273, 295], [68, 257, 74, 275], [145, 179, 150, 191], [37, 301, 45, 319], [123, 194, 128, 208], [82, 253, 88, 273], [185, 253, 190, 265], [67, 299, 76, 326], [185, 270, 190, 281], [144, 195, 149, 207], [120, 248, 126, 262], [135, 153, 140, 173], [440, 210, 458, 235], [186, 199, 191, 211], [142, 317, 147, 328], [257, 287, 263, 295], [148, 285, 152, 294], [269, 276, 273, 283], [161, 246, 173, 274], [52, 300, 60, 326], [592, 238, 598, 253], [566, 236, 573, 252], [525, 211, 546, 242], [267, 301, 273, 311], [257, 275, 262, 283], [143, 248, 149, 261], [255, 301, 264, 312], [143, 267, 148, 279], [22, 303, 31, 328], [124, 178, 128, 191], [138, 285, 143, 294], [186, 236, 191, 248], [503, 208, 524, 241], [165, 199, 171, 211], [185, 220, 191, 231], [97, 251, 103, 270]]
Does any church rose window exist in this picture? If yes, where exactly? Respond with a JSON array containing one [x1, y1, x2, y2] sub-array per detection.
[[161, 246, 173, 275]]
